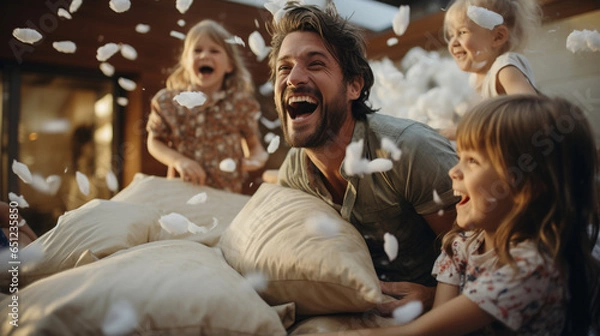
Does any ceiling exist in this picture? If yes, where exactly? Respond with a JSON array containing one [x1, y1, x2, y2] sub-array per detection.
[[224, 0, 449, 32]]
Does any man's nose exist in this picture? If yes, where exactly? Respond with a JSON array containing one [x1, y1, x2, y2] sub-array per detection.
[[287, 65, 308, 87]]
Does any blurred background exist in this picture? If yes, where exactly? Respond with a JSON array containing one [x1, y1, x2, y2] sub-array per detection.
[[1, 0, 598, 236]]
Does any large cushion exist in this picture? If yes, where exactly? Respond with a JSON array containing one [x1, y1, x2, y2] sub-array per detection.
[[0, 240, 289, 336], [219, 183, 383, 315], [112, 173, 250, 246], [2, 199, 162, 288]]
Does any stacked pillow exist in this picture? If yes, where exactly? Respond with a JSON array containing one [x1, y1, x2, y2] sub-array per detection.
[[0, 240, 288, 335], [219, 183, 383, 315]]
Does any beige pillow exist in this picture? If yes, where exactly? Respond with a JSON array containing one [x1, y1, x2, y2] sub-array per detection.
[[112, 173, 250, 246], [219, 183, 383, 315], [0, 240, 289, 336], [4, 199, 162, 288]]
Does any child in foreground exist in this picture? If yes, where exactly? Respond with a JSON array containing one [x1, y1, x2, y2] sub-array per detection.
[[146, 20, 267, 193], [307, 95, 600, 335]]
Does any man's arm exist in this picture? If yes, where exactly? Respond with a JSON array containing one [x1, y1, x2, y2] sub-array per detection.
[[376, 205, 456, 315], [423, 205, 456, 237]]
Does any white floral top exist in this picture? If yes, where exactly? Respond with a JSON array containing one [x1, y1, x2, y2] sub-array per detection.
[[432, 231, 566, 335]]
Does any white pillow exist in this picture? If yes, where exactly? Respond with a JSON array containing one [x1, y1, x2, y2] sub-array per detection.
[[4, 199, 162, 288], [112, 173, 250, 246], [219, 183, 383, 315], [0, 240, 289, 336]]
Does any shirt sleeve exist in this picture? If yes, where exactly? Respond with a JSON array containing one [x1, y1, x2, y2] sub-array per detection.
[[396, 123, 459, 215], [146, 89, 172, 142], [277, 148, 306, 190], [462, 245, 559, 331]]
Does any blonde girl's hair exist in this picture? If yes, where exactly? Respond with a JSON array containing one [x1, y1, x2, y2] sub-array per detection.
[[166, 20, 255, 94], [444, 0, 542, 52], [443, 94, 600, 334]]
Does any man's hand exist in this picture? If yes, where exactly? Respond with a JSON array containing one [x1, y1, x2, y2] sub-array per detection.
[[376, 281, 435, 316]]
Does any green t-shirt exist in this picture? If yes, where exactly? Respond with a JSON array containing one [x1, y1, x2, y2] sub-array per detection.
[[278, 113, 459, 286]]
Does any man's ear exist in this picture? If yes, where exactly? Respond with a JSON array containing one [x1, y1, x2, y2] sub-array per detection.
[[492, 25, 509, 49], [347, 76, 364, 100]]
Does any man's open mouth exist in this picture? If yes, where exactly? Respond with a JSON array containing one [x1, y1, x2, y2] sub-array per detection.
[[286, 96, 318, 119], [199, 66, 214, 74]]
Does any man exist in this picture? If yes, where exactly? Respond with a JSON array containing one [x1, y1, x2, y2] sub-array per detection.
[[268, 2, 459, 314]]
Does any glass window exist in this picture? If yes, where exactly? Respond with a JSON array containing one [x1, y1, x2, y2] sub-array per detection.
[[13, 72, 116, 234]]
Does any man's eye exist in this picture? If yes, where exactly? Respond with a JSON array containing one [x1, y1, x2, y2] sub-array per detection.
[[278, 65, 290, 72]]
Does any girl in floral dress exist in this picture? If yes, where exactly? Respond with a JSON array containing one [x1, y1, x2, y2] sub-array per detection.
[[308, 95, 600, 335], [146, 20, 267, 193]]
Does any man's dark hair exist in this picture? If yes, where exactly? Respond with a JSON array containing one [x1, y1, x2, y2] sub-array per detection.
[[267, 2, 376, 119]]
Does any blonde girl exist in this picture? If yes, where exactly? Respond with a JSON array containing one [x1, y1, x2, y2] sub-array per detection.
[[308, 95, 600, 335], [146, 20, 267, 193], [444, 0, 541, 97]]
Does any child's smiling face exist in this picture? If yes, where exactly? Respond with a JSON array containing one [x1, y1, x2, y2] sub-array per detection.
[[445, 10, 499, 75], [449, 147, 513, 232], [186, 33, 233, 94]]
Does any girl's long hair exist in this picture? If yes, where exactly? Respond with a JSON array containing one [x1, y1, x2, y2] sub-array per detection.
[[166, 20, 254, 94], [443, 94, 599, 334]]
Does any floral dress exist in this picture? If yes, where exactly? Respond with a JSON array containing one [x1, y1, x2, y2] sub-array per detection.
[[147, 88, 262, 193], [432, 231, 566, 335]]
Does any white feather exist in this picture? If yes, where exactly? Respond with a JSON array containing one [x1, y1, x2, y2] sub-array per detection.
[[219, 158, 236, 172], [175, 0, 193, 14], [186, 192, 208, 205], [8, 192, 29, 208], [75, 171, 90, 196], [383, 232, 399, 262], [392, 301, 423, 325], [102, 300, 138, 336], [267, 136, 280, 154], [392, 5, 410, 36], [173, 91, 207, 109], [159, 213, 190, 235], [135, 24, 150, 34], [467, 6, 503, 30], [12, 28, 42, 44], [96, 43, 120, 62], [118, 77, 136, 91], [52, 41, 77, 53], [12, 160, 32, 184], [109, 0, 131, 13]]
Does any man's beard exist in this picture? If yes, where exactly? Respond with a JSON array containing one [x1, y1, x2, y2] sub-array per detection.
[[279, 86, 350, 149]]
